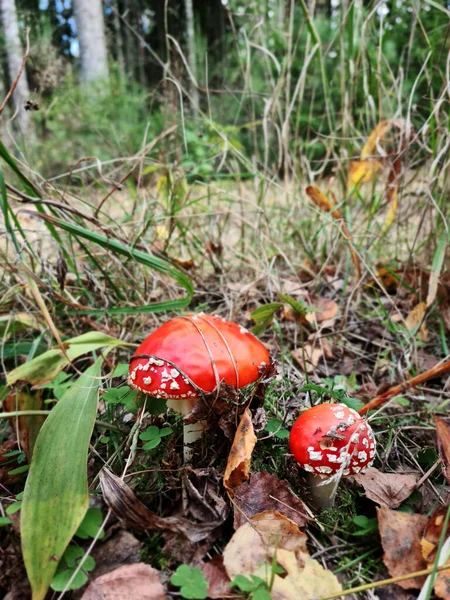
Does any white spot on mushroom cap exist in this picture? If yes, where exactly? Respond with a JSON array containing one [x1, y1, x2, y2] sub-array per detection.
[[327, 454, 338, 462], [362, 438, 369, 447], [350, 433, 360, 444], [334, 411, 345, 419], [170, 368, 179, 379], [307, 446, 323, 461], [358, 451, 368, 463], [170, 380, 180, 390], [143, 376, 152, 385], [303, 464, 314, 472], [316, 465, 333, 474]]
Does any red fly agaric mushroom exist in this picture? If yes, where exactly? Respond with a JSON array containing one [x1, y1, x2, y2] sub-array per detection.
[[128, 313, 272, 459], [289, 403, 376, 507]]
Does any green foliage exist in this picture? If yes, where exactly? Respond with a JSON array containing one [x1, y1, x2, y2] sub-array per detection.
[[75, 507, 105, 540], [264, 419, 289, 439], [21, 360, 102, 600], [51, 546, 96, 592], [170, 565, 209, 599], [140, 425, 173, 450], [352, 515, 378, 537], [231, 574, 272, 599]]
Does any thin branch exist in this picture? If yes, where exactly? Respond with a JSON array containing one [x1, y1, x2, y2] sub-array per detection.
[[0, 27, 30, 115]]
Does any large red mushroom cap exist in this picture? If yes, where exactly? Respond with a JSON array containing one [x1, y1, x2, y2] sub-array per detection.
[[128, 313, 271, 400], [289, 403, 376, 477]]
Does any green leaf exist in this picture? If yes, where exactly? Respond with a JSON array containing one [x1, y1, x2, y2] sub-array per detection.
[[0, 517, 12, 526], [140, 426, 161, 441], [50, 569, 88, 592], [264, 419, 281, 433], [353, 515, 369, 527], [231, 574, 257, 592], [278, 293, 318, 317], [340, 397, 365, 411], [147, 397, 167, 415], [395, 397, 410, 407], [251, 303, 284, 325], [170, 565, 208, 599], [252, 588, 272, 600], [62, 546, 95, 571], [112, 363, 129, 378], [21, 359, 102, 600], [275, 429, 290, 439], [159, 427, 173, 437], [8, 464, 30, 475], [7, 332, 130, 387], [6, 501, 22, 515], [102, 387, 128, 404], [75, 507, 105, 540], [142, 438, 161, 450]]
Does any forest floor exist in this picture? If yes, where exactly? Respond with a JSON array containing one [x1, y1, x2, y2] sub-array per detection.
[[1, 164, 450, 600]]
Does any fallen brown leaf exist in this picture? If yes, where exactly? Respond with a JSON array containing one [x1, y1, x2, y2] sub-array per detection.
[[354, 467, 419, 509], [377, 507, 428, 589], [421, 506, 450, 563], [201, 557, 235, 599], [80, 563, 167, 600], [223, 511, 341, 600], [100, 469, 225, 542], [291, 339, 333, 373], [305, 186, 340, 218], [435, 418, 450, 485], [223, 408, 256, 494], [306, 296, 339, 324], [233, 471, 308, 529]]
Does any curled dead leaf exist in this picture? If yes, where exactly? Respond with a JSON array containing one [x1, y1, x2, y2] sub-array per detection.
[[354, 467, 419, 509], [377, 507, 428, 589], [233, 471, 308, 529], [305, 186, 341, 218], [100, 469, 225, 542], [80, 563, 167, 600], [223, 510, 341, 600], [223, 408, 256, 494], [306, 296, 339, 324]]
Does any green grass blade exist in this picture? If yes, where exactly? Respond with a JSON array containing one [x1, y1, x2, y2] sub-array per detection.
[[0, 140, 41, 197], [27, 212, 194, 315], [21, 359, 102, 600]]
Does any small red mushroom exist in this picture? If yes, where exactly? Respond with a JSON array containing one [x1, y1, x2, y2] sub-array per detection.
[[289, 403, 376, 506], [129, 313, 271, 459]]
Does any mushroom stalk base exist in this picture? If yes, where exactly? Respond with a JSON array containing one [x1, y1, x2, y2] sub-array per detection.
[[167, 398, 204, 463], [307, 473, 338, 508]]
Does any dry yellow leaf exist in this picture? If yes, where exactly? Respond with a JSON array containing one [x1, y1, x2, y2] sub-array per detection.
[[223, 511, 342, 600], [348, 159, 383, 188], [380, 188, 399, 235], [405, 301, 428, 342], [223, 409, 256, 494], [361, 120, 392, 159]]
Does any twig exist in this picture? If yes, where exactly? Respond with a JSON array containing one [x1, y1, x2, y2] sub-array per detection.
[[319, 562, 450, 600], [0, 27, 30, 115], [359, 358, 450, 415]]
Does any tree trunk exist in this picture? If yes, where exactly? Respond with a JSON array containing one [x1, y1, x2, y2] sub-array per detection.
[[73, 0, 109, 83], [0, 0, 29, 134], [184, 0, 199, 110]]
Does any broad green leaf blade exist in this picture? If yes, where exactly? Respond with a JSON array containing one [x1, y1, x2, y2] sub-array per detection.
[[7, 331, 132, 386], [21, 359, 102, 600]]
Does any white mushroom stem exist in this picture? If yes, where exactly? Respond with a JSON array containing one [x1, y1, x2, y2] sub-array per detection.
[[307, 472, 339, 508], [166, 397, 204, 463]]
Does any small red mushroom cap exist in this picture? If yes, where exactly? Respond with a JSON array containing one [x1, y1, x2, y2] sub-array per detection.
[[289, 403, 376, 477], [128, 313, 271, 400]]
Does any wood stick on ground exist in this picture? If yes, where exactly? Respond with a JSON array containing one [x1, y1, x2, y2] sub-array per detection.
[[358, 358, 450, 416]]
